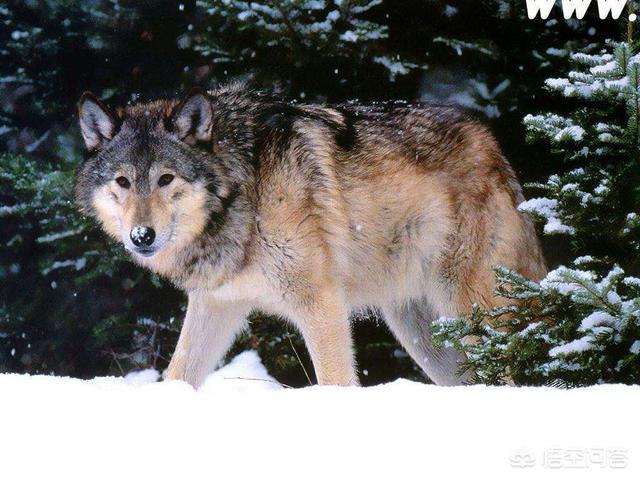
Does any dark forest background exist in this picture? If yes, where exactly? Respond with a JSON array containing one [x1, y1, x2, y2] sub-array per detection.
[[0, 0, 635, 386]]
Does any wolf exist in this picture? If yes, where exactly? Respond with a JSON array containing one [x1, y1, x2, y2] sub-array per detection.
[[75, 83, 546, 388]]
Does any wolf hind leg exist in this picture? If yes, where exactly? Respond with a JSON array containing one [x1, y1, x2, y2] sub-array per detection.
[[381, 298, 470, 386]]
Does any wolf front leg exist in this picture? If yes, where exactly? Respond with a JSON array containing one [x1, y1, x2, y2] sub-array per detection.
[[166, 291, 249, 388], [291, 293, 359, 386]]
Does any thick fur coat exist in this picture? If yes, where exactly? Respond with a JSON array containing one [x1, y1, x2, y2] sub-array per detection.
[[75, 83, 546, 387]]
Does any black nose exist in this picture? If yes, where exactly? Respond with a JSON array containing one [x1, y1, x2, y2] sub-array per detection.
[[130, 226, 156, 247]]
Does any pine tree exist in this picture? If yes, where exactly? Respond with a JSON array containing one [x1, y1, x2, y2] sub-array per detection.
[[433, 38, 640, 387], [190, 0, 425, 100], [427, 1, 601, 120]]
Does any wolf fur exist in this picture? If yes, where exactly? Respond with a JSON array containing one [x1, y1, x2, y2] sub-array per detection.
[[75, 83, 546, 387]]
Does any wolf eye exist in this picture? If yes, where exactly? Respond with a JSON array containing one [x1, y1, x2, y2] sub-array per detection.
[[158, 174, 175, 187], [115, 176, 130, 189]]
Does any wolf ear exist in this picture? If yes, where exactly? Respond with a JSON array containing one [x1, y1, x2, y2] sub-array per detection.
[[78, 92, 118, 151], [170, 88, 213, 143]]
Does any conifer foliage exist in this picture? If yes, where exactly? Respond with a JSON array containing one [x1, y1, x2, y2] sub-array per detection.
[[434, 40, 640, 386]]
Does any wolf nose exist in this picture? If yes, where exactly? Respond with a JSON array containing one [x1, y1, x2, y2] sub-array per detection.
[[130, 226, 156, 247]]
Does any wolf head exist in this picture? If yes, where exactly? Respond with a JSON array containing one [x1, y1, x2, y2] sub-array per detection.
[[75, 89, 234, 261]]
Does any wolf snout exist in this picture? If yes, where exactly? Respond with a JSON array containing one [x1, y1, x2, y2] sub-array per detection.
[[130, 225, 156, 247]]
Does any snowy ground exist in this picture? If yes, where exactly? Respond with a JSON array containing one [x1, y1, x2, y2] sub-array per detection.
[[1, 351, 638, 479]]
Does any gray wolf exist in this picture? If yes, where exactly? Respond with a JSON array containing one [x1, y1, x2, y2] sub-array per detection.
[[75, 83, 546, 387]]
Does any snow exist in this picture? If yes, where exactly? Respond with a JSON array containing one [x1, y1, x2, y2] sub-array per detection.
[[36, 227, 83, 243], [199, 350, 283, 393], [351, 0, 382, 14], [546, 47, 567, 57], [130, 225, 149, 244], [302, 0, 326, 9], [0, 202, 27, 216], [555, 125, 585, 142], [549, 337, 597, 356], [326, 9, 340, 21], [540, 265, 596, 295], [518, 321, 542, 337], [373, 56, 411, 78], [571, 52, 613, 66], [545, 77, 570, 89], [339, 30, 358, 42], [444, 5, 458, 17], [629, 53, 640, 66], [606, 289, 622, 305], [1, 351, 639, 479], [41, 257, 87, 275], [543, 216, 576, 234], [590, 60, 618, 75], [10, 30, 29, 40], [123, 367, 159, 385], [573, 255, 594, 265], [518, 197, 575, 235], [593, 178, 610, 195], [579, 311, 617, 331], [623, 276, 640, 287], [518, 198, 558, 218]]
